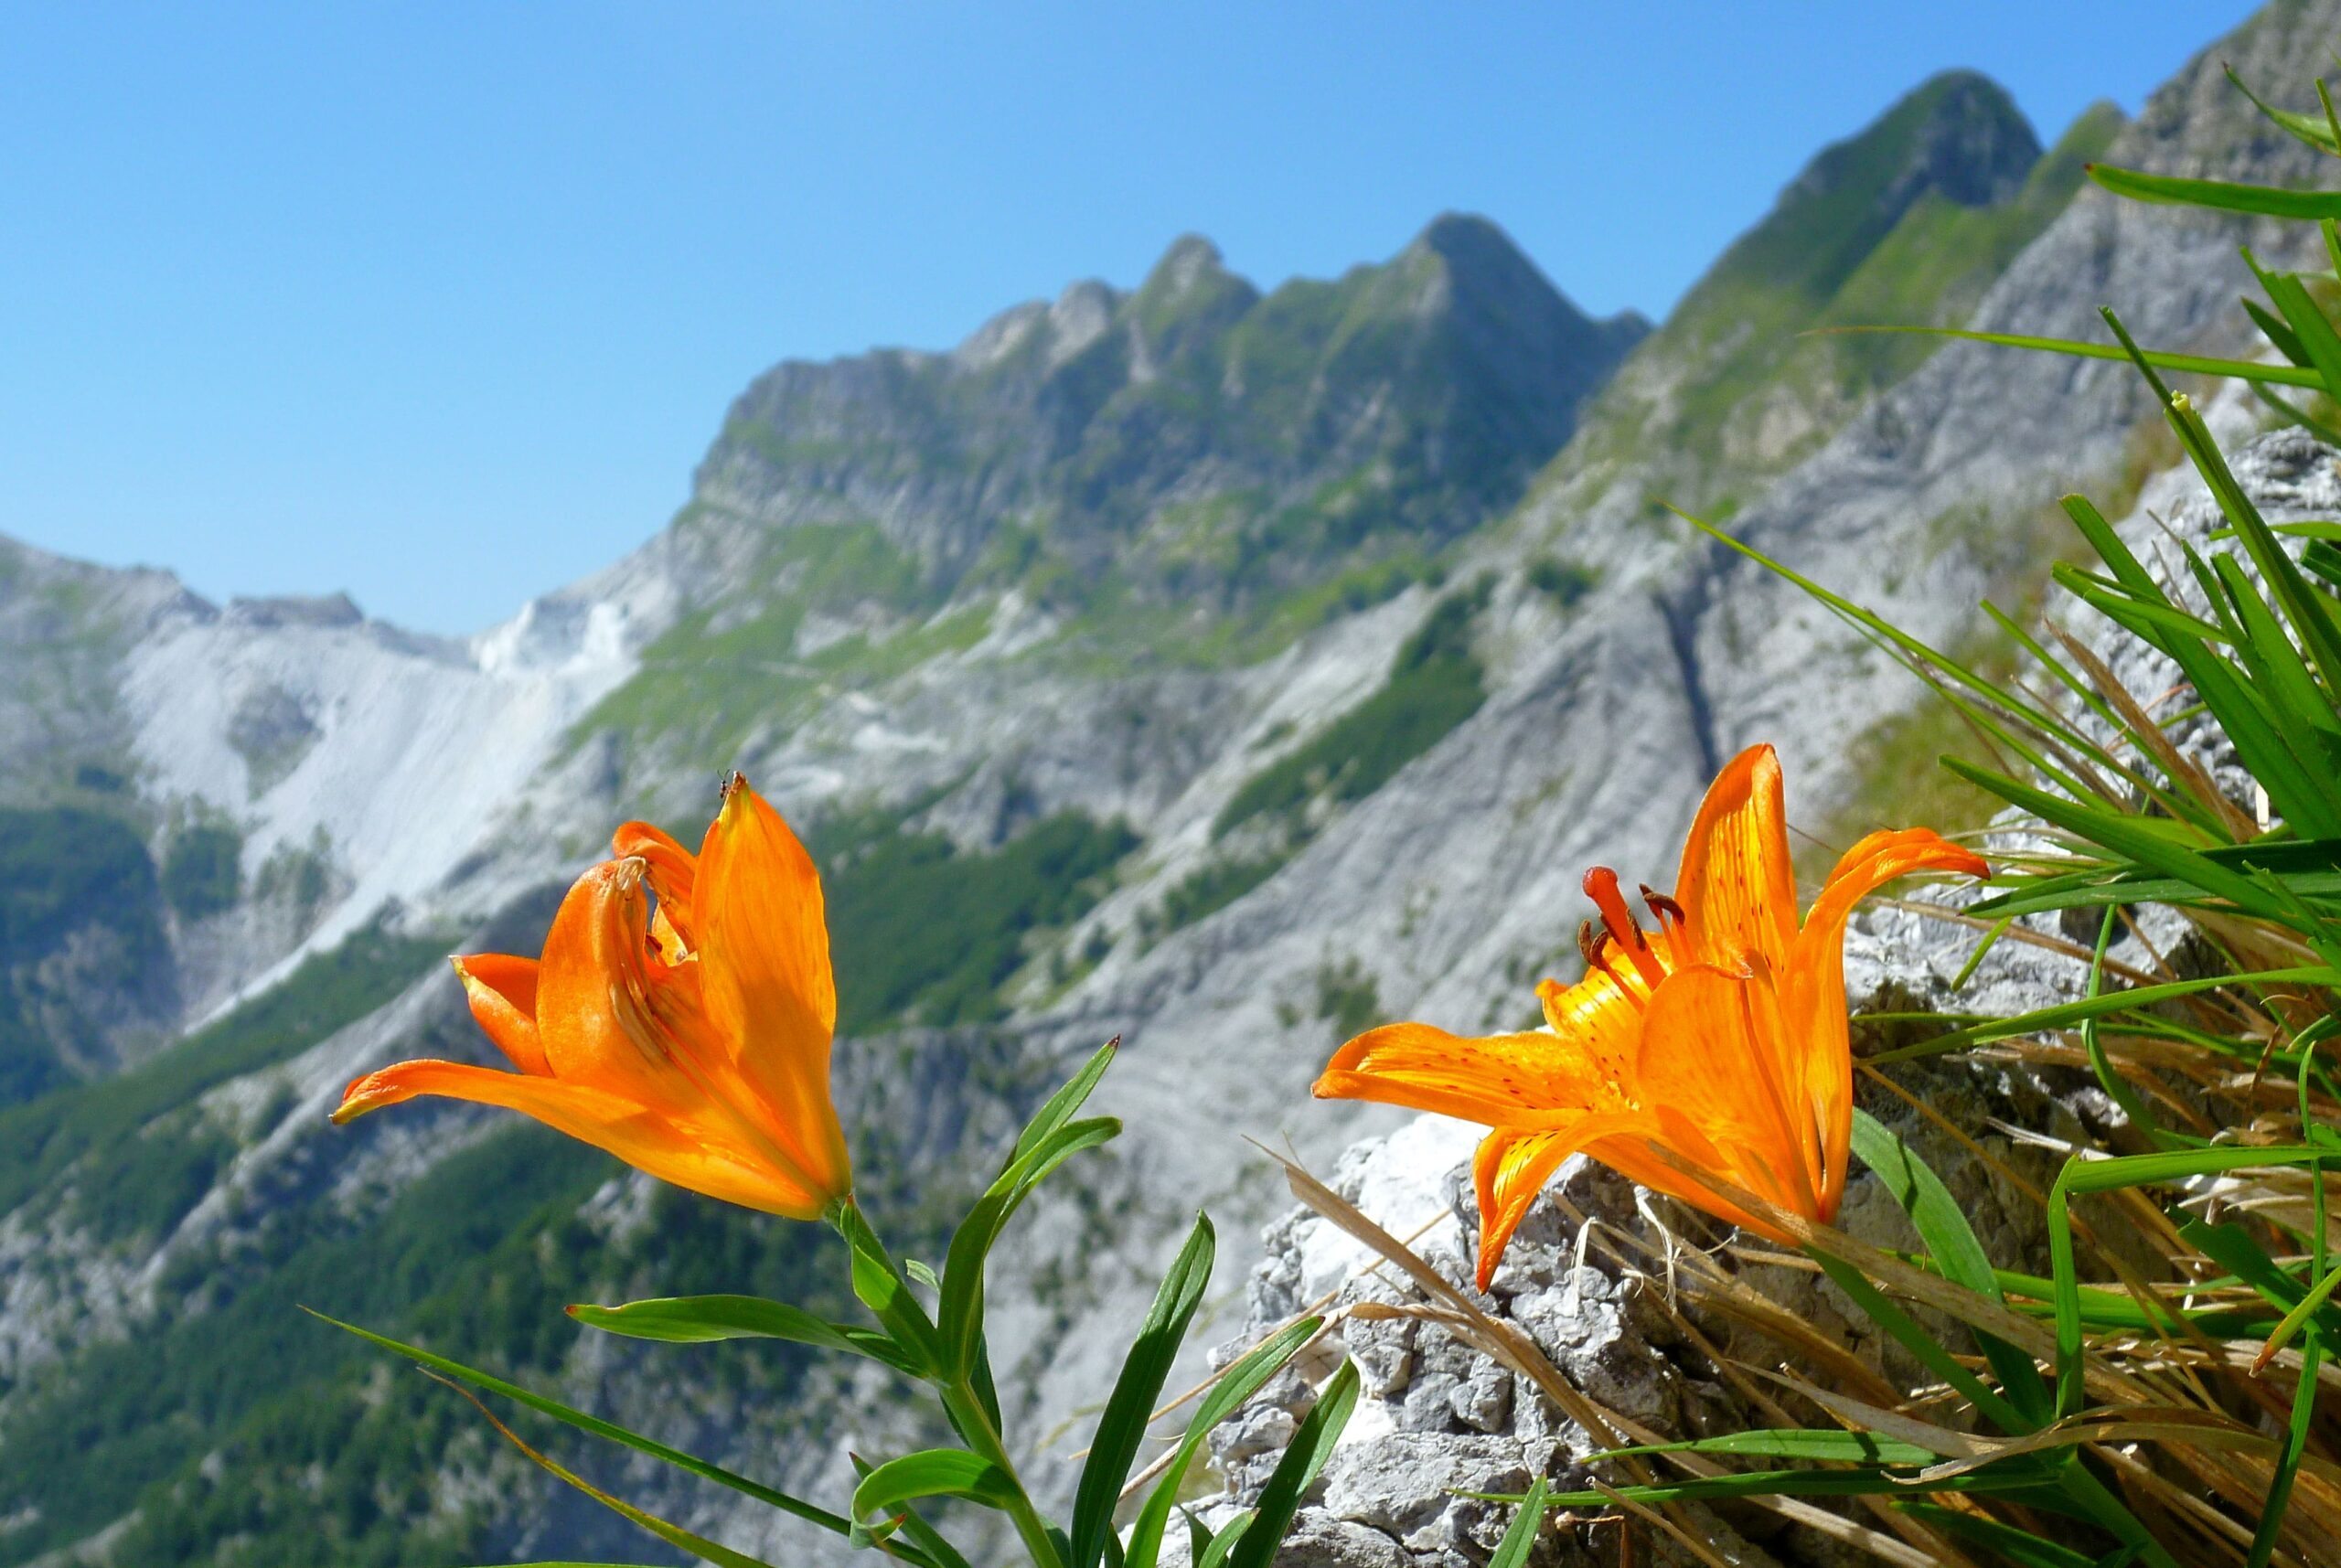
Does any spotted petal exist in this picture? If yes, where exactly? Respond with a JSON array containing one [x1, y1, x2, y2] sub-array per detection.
[[1673, 743, 1798, 975], [1316, 1021, 1629, 1129]]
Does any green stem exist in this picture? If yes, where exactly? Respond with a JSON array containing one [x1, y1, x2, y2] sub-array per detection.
[[829, 1199, 1060, 1568], [937, 1378, 1064, 1568]]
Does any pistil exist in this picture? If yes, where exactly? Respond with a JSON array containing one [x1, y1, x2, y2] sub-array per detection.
[[1583, 867, 1668, 990]]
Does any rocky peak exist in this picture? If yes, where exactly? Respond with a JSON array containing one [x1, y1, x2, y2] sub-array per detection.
[[1138, 232, 1237, 302], [222, 592, 366, 631], [1791, 69, 2038, 215], [688, 217, 1644, 607], [1722, 69, 2042, 310]]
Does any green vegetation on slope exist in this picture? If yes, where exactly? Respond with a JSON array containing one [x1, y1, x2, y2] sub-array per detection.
[[821, 809, 1138, 1035], [162, 823, 243, 922], [1558, 81, 2121, 517], [572, 517, 981, 766], [0, 807, 168, 1106], [1142, 582, 1491, 943], [3, 1021, 1043, 1568], [0, 1125, 613, 1568], [1811, 99, 2127, 393], [0, 786, 1133, 1565], [0, 923, 444, 1227], [1214, 581, 1491, 840]]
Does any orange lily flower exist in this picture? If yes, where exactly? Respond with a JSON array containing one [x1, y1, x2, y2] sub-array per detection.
[[1313, 744, 1984, 1288], [335, 774, 852, 1220]]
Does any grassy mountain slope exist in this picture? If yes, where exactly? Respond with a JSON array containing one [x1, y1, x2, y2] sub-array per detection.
[[1545, 76, 2123, 526]]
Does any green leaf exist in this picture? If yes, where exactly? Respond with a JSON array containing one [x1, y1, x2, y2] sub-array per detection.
[[938, 1115, 1120, 1378], [1194, 1512, 1253, 1568], [1124, 1317, 1325, 1568], [567, 1294, 921, 1374], [2250, 1271, 2328, 1568], [851, 1451, 1021, 1547], [1944, 761, 2272, 915], [1851, 1109, 2053, 1425], [457, 1401, 787, 1568], [1072, 1213, 1216, 1568], [1475, 1462, 2057, 1508], [1597, 1428, 1938, 1466], [1808, 1251, 2029, 1435], [2244, 296, 2314, 366], [2165, 382, 2341, 700], [2180, 1218, 2341, 1341], [1813, 325, 2325, 389], [2224, 65, 2341, 155], [2304, 539, 2341, 590], [850, 1454, 976, 1568], [1485, 1478, 1547, 1568], [1870, 965, 2341, 1062], [1014, 1036, 1119, 1164], [830, 1199, 943, 1374], [304, 1309, 851, 1539], [1181, 1509, 1213, 1567], [2087, 162, 2341, 220], [2048, 1147, 2323, 1416], [1225, 1360, 1360, 1568]]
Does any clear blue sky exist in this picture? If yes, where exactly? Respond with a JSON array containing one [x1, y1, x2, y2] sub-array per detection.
[[0, 2, 2261, 635]]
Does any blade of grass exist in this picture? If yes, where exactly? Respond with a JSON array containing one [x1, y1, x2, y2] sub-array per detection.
[[306, 1309, 851, 1539], [2088, 163, 2341, 220]]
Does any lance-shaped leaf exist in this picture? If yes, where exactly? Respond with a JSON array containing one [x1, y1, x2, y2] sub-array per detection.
[[1124, 1317, 1324, 1568], [1071, 1212, 1215, 1568], [1225, 1360, 1360, 1568], [306, 1309, 850, 1539], [568, 1294, 922, 1375]]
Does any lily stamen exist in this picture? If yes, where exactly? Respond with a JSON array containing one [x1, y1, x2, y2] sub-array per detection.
[[1577, 918, 1628, 991], [1641, 886, 1688, 945]]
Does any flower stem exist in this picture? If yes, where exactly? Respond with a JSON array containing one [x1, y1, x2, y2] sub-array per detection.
[[937, 1378, 1064, 1568]]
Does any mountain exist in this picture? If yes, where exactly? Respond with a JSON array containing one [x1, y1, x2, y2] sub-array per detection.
[[1542, 71, 2124, 530], [0, 4, 2327, 1563]]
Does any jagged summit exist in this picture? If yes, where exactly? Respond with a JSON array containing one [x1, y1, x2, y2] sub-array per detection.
[[1745, 68, 2042, 304], [689, 216, 1643, 605]]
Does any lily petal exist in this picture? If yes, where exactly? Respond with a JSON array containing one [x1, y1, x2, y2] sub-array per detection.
[[450, 953, 548, 1076], [1578, 1130, 1799, 1245], [1471, 1118, 1644, 1290], [1785, 827, 1986, 1212], [1673, 743, 1799, 974], [333, 1058, 828, 1218], [1535, 953, 1659, 1077], [1316, 1021, 1630, 1128], [529, 859, 714, 1124], [692, 778, 850, 1202], [1638, 961, 1821, 1222]]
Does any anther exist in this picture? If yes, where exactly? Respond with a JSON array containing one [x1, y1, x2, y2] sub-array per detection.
[[1640, 886, 1687, 945], [1577, 919, 1623, 987]]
